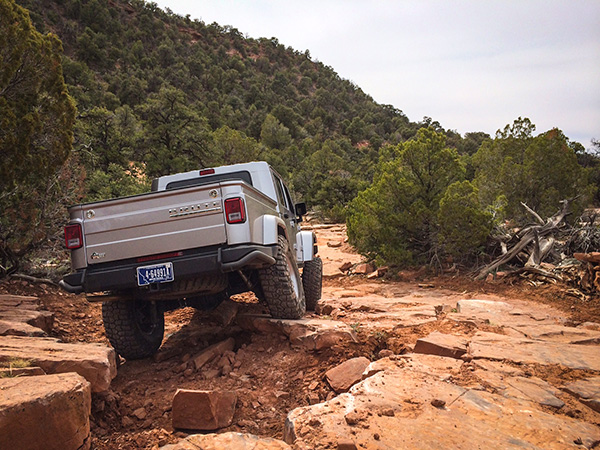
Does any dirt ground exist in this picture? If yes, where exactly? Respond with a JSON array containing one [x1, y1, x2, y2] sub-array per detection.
[[1, 225, 599, 449]]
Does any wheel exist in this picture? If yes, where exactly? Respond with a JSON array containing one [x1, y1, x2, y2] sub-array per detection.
[[258, 235, 306, 319], [102, 299, 165, 359], [302, 257, 322, 310]]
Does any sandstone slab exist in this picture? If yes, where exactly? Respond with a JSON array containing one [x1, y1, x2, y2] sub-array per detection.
[[0, 294, 41, 310], [506, 324, 600, 344], [0, 373, 91, 450], [0, 320, 47, 337], [192, 337, 235, 371], [172, 389, 237, 430], [325, 357, 370, 393], [160, 432, 291, 450], [0, 336, 117, 392], [504, 376, 565, 408], [237, 315, 358, 350], [285, 357, 600, 449], [457, 299, 513, 315], [564, 376, 600, 412], [414, 331, 468, 359], [468, 331, 600, 371], [0, 295, 53, 336]]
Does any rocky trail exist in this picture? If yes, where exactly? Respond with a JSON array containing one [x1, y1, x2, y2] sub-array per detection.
[[1, 225, 600, 449]]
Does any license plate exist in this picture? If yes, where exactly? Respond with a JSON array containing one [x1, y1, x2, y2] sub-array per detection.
[[137, 262, 174, 286]]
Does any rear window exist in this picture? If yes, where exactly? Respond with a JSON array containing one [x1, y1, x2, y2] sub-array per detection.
[[165, 171, 253, 190]]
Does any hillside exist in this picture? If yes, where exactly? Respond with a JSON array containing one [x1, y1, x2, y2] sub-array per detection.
[[17, 0, 455, 213]]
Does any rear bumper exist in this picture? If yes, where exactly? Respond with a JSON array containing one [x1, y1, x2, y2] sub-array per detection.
[[60, 244, 276, 295]]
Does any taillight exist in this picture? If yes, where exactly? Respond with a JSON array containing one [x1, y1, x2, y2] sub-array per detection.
[[224, 198, 246, 224], [64, 224, 83, 249], [199, 168, 215, 176]]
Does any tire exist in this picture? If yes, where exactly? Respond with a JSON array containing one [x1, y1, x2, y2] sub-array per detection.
[[258, 235, 306, 319], [102, 299, 165, 360], [302, 257, 322, 310]]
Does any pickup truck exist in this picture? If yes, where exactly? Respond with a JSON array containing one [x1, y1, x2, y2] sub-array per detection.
[[60, 161, 322, 359]]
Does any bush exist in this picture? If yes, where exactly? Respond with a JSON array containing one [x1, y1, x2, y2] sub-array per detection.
[[437, 181, 492, 263], [347, 128, 464, 266]]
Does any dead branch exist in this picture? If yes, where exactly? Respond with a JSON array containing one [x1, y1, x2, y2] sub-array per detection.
[[476, 200, 571, 280], [520, 202, 545, 225], [9, 273, 58, 286]]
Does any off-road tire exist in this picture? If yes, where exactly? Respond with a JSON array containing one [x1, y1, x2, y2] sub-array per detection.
[[258, 235, 306, 319], [102, 299, 164, 360], [302, 257, 322, 310]]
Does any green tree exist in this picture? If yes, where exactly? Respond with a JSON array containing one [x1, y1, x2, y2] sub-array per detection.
[[0, 0, 76, 273], [137, 86, 211, 177], [473, 118, 593, 222], [260, 113, 291, 150], [347, 128, 465, 265], [208, 126, 262, 166], [0, 0, 76, 192]]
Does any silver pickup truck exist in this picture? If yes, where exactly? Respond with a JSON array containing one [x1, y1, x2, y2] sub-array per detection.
[[60, 161, 322, 359]]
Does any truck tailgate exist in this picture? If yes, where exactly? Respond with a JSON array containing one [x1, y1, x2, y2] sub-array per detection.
[[75, 185, 226, 265]]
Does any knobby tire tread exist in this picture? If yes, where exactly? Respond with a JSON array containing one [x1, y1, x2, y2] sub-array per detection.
[[302, 257, 322, 310], [259, 235, 306, 319]]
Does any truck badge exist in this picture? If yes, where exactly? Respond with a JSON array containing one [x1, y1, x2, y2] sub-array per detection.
[[86, 210, 95, 219], [209, 189, 218, 198], [91, 252, 106, 260]]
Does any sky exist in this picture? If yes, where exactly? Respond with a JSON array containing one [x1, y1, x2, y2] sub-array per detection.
[[154, 0, 600, 149]]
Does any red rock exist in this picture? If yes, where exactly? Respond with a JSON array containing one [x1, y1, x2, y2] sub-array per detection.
[[564, 376, 600, 412], [468, 331, 600, 371], [339, 262, 353, 272], [574, 252, 600, 263], [237, 315, 358, 351], [192, 337, 235, 371], [325, 357, 370, 393], [337, 440, 358, 450], [0, 373, 91, 450], [327, 241, 343, 248], [354, 263, 374, 275], [414, 331, 468, 359], [0, 336, 117, 392], [172, 389, 237, 430], [0, 366, 45, 377], [160, 432, 291, 449]]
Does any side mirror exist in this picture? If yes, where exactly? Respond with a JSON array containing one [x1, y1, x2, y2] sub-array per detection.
[[295, 202, 307, 221]]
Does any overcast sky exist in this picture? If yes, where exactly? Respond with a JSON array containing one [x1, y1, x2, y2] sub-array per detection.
[[154, 0, 600, 149]]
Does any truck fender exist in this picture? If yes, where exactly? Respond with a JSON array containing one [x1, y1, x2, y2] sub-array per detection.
[[254, 215, 287, 246], [296, 230, 317, 262]]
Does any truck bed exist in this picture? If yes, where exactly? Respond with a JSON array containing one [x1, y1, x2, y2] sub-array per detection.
[[69, 183, 227, 268]]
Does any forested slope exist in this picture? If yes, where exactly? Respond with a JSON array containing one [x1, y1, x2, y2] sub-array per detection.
[[17, 0, 446, 211]]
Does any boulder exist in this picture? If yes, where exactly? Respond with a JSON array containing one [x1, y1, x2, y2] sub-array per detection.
[[160, 432, 291, 450], [353, 263, 374, 275], [325, 357, 370, 393], [0, 336, 117, 392], [172, 389, 237, 430], [413, 332, 468, 359], [0, 373, 91, 450]]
